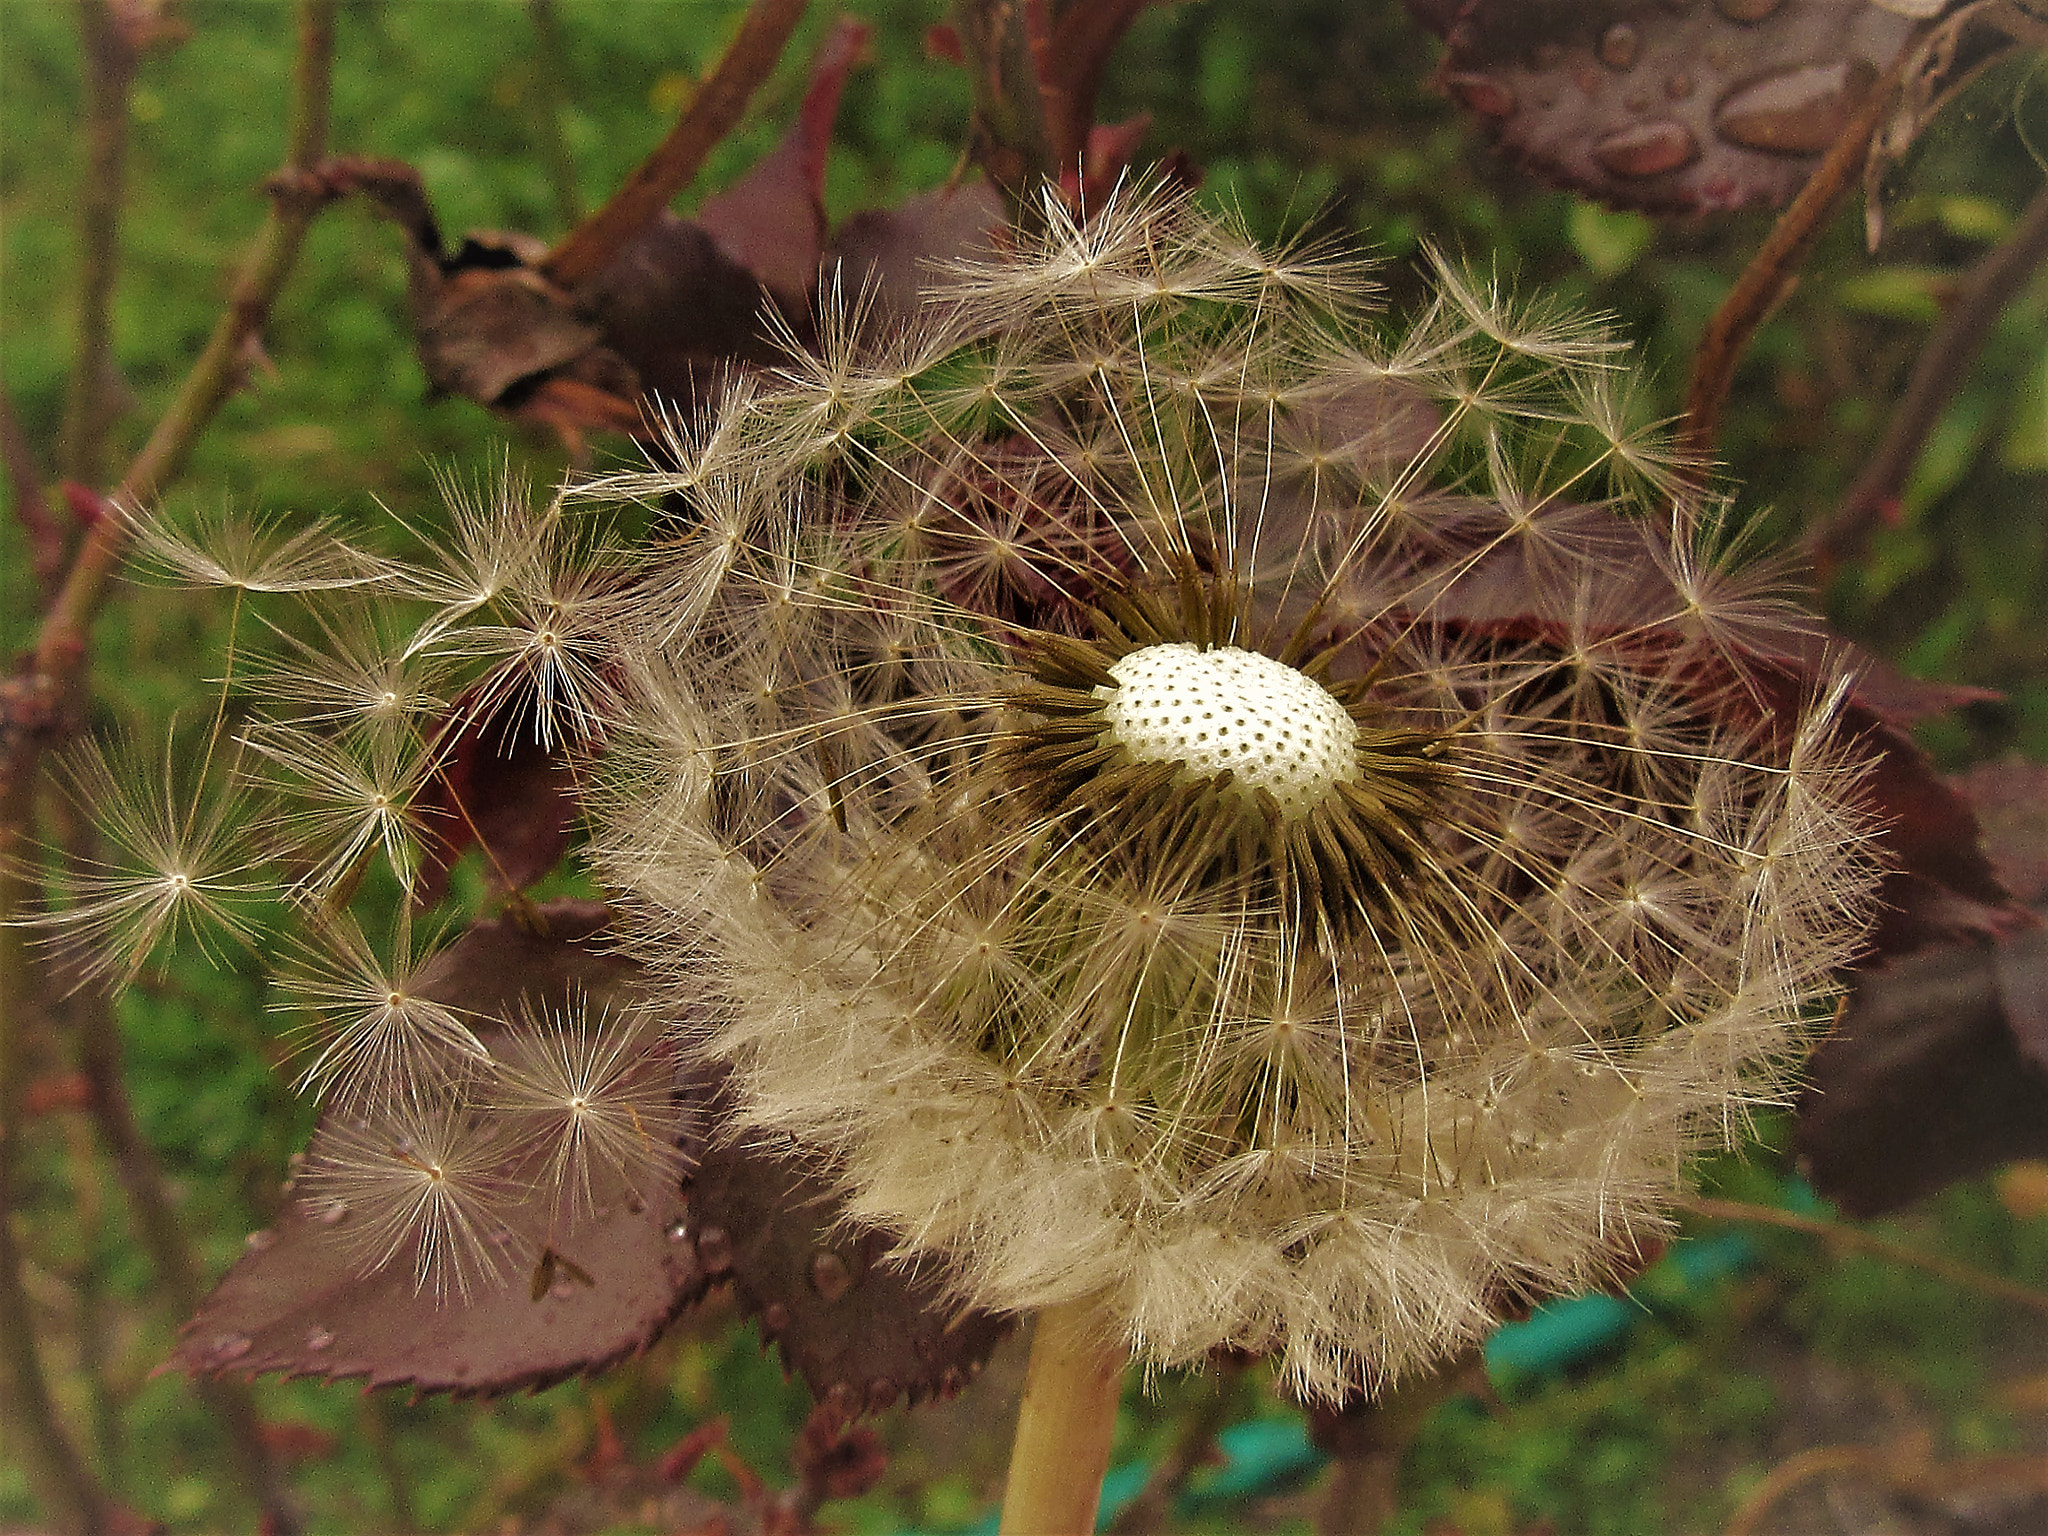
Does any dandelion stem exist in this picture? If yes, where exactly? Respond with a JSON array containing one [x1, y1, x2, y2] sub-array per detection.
[[999, 1299, 1126, 1536]]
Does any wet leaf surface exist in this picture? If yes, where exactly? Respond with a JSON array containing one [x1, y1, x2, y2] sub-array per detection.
[[1408, 0, 1920, 213], [681, 1072, 1014, 1417], [171, 904, 710, 1397]]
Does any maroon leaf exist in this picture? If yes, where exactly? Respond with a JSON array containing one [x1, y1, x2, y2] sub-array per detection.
[[681, 1073, 1014, 1417], [698, 17, 871, 308], [1798, 909, 2048, 1217], [1796, 761, 2048, 1215], [330, 157, 650, 443], [321, 20, 878, 445], [1408, 0, 1919, 214], [414, 684, 582, 907], [171, 904, 709, 1397], [1348, 498, 2020, 956], [824, 183, 1007, 328], [1951, 758, 2048, 908]]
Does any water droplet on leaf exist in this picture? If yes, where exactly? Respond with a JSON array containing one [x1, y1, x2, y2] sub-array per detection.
[[1592, 120, 1700, 177]]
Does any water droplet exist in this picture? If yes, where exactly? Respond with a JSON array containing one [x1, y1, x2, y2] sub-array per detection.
[[761, 1301, 792, 1335], [210, 1334, 253, 1366], [315, 1199, 349, 1227], [867, 1377, 899, 1413], [667, 1221, 690, 1243], [243, 1228, 277, 1252], [549, 1277, 577, 1300], [809, 1250, 854, 1303], [1592, 121, 1700, 178], [623, 1190, 646, 1215], [1714, 0, 1782, 21], [1714, 60, 1875, 155], [1598, 23, 1640, 70], [827, 1381, 861, 1417], [1442, 72, 1515, 120], [695, 1224, 733, 1276], [1665, 70, 1696, 101], [305, 1328, 334, 1352]]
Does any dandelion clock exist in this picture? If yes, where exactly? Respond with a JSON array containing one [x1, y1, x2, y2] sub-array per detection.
[[578, 190, 1881, 1530]]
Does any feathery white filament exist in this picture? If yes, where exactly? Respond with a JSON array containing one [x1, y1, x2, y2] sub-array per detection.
[[1098, 644, 1359, 819]]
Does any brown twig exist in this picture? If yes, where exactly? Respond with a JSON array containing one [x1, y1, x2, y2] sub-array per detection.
[[1677, 1194, 2048, 1317], [0, 863, 113, 1533], [1723, 1443, 1881, 1536], [1680, 45, 1918, 470], [64, 961, 303, 1533], [951, 0, 1155, 220], [60, 0, 142, 491], [1309, 1347, 1481, 1536], [0, 6, 339, 1529], [1805, 178, 2048, 570], [953, 0, 1055, 208], [0, 1145, 113, 1534], [1035, 0, 1152, 173], [524, 0, 585, 230], [0, 385, 66, 598], [540, 0, 810, 288]]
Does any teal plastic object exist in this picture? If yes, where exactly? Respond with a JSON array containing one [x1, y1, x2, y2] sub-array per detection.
[[958, 1224, 1763, 1532]]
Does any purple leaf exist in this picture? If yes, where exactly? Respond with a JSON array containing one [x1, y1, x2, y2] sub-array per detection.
[[681, 1073, 1013, 1417], [1408, 0, 1919, 214], [171, 904, 709, 1397], [698, 17, 871, 308], [824, 183, 1007, 328]]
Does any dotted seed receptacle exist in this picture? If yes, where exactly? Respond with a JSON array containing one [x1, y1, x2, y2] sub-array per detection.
[[1097, 643, 1359, 820]]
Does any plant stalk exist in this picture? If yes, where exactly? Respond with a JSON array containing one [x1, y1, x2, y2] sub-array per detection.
[[999, 1298, 1126, 1536]]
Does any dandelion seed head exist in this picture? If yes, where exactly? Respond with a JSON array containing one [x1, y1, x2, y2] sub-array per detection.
[[578, 189, 1882, 1401]]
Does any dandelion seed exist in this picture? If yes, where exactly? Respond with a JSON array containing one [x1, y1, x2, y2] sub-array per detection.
[[122, 502, 390, 594], [490, 997, 684, 1224], [245, 602, 448, 738], [299, 1099, 512, 1300], [28, 736, 267, 983], [273, 910, 487, 1104], [239, 720, 439, 899]]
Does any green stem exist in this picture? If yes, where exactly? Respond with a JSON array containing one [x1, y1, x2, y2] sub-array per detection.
[[999, 1298, 1126, 1536]]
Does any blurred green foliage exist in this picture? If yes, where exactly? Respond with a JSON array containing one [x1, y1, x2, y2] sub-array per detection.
[[3, 2, 2047, 1531]]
